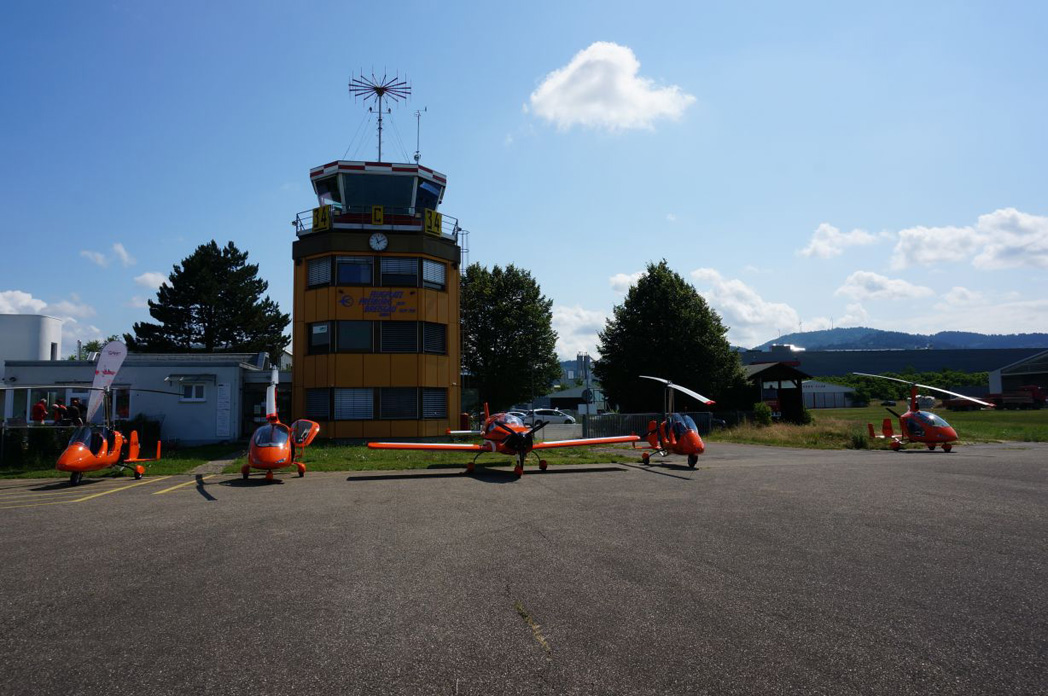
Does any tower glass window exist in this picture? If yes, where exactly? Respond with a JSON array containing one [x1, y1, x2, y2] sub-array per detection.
[[381, 257, 418, 286], [422, 259, 446, 290], [422, 322, 446, 354], [337, 257, 373, 285], [379, 388, 418, 419], [380, 322, 418, 353], [337, 321, 372, 352], [308, 257, 332, 287], [305, 388, 330, 419], [308, 322, 331, 354], [334, 388, 374, 419]]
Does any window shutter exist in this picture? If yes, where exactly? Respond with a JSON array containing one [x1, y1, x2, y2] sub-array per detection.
[[423, 323, 446, 353], [422, 388, 447, 419], [380, 388, 418, 419], [380, 322, 418, 352], [308, 258, 331, 287], [422, 259, 446, 289], [305, 388, 330, 419], [334, 388, 373, 420]]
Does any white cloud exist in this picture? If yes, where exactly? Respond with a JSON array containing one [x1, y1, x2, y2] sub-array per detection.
[[529, 42, 695, 132], [798, 223, 879, 259], [835, 271, 934, 301], [609, 271, 645, 295], [47, 298, 96, 321], [666, 213, 677, 223], [840, 302, 869, 325], [690, 268, 802, 347], [128, 296, 150, 309], [0, 290, 48, 314], [112, 242, 135, 267], [937, 286, 984, 309], [80, 250, 108, 267], [890, 208, 1048, 270], [972, 208, 1048, 269], [552, 304, 607, 359], [134, 272, 167, 290]]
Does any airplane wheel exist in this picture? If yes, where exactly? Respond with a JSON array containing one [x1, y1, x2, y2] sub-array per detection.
[[642, 453, 650, 465], [687, 454, 698, 468], [134, 469, 143, 480], [539, 460, 548, 471], [943, 443, 953, 453], [69, 472, 82, 486], [513, 464, 523, 478], [466, 461, 475, 474], [927, 444, 936, 451], [241, 464, 250, 480], [265, 470, 274, 481], [890, 441, 901, 451], [297, 463, 306, 478]]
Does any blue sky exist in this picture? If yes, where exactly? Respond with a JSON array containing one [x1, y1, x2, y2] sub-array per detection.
[[2, 0, 1046, 357]]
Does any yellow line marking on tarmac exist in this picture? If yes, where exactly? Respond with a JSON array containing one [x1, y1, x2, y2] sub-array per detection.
[[0, 499, 80, 511], [153, 475, 214, 495], [74, 476, 171, 501], [0, 481, 132, 500]]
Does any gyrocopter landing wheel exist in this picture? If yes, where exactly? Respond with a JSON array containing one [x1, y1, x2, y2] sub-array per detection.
[[296, 463, 306, 477], [687, 454, 698, 468], [513, 464, 524, 478], [466, 461, 475, 474], [265, 470, 274, 481], [943, 443, 953, 453], [927, 443, 936, 451], [890, 441, 901, 451], [241, 464, 250, 480], [642, 452, 650, 465], [134, 465, 144, 480], [69, 471, 82, 486], [539, 459, 548, 471]]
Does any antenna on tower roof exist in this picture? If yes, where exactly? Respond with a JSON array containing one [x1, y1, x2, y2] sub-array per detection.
[[348, 71, 411, 162], [413, 107, 427, 163]]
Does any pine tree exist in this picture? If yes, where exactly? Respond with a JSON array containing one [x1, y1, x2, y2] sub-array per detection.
[[126, 241, 289, 360], [461, 263, 563, 410], [594, 260, 745, 412]]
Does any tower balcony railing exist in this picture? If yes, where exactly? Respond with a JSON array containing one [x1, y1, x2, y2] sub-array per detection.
[[294, 205, 460, 242]]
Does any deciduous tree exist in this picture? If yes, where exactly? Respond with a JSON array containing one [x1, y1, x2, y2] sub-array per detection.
[[594, 260, 745, 412], [461, 263, 562, 410]]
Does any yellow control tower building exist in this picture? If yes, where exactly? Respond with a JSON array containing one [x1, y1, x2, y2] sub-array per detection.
[[290, 157, 461, 438]]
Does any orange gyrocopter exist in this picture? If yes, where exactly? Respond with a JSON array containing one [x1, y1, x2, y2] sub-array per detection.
[[636, 375, 716, 468], [242, 368, 320, 481], [1, 340, 172, 484], [367, 403, 640, 477], [854, 372, 993, 452]]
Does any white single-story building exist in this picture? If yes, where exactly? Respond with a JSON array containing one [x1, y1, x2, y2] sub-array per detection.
[[802, 380, 858, 409], [2, 352, 289, 445]]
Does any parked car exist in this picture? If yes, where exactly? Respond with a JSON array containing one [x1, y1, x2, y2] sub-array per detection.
[[524, 408, 576, 425], [880, 400, 896, 406], [506, 411, 528, 422]]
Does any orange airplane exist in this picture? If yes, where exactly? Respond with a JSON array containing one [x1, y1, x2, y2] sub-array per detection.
[[242, 368, 320, 481], [636, 376, 716, 467], [367, 403, 640, 477], [854, 372, 993, 452]]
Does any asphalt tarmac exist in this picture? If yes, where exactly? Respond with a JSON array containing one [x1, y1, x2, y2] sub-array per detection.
[[1, 443, 1046, 695]]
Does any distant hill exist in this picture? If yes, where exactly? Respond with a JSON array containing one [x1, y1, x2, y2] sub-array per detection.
[[752, 328, 1048, 351]]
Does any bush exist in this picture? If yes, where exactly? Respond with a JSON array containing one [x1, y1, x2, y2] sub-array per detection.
[[848, 431, 869, 450], [753, 402, 773, 427]]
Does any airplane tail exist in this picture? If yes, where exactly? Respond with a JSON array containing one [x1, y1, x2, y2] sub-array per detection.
[[882, 418, 894, 438], [645, 420, 659, 449], [125, 430, 162, 463]]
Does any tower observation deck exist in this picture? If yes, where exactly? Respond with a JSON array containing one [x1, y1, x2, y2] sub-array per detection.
[[291, 159, 462, 438]]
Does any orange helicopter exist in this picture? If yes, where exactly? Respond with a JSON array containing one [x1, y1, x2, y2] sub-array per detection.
[[854, 372, 993, 452], [636, 376, 716, 467], [242, 368, 320, 481], [367, 403, 640, 477]]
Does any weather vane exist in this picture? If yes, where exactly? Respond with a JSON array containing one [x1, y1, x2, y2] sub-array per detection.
[[348, 71, 411, 162]]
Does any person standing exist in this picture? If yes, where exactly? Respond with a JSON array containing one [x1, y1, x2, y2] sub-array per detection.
[[31, 398, 48, 423]]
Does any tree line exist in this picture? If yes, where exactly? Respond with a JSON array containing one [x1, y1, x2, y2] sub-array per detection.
[[112, 242, 746, 414]]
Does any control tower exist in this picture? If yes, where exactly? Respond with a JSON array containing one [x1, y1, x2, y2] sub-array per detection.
[[291, 160, 461, 438]]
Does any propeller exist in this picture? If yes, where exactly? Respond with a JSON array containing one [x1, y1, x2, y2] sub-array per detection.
[[494, 418, 547, 451], [852, 372, 992, 407]]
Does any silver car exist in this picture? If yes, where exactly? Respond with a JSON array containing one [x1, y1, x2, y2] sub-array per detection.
[[524, 408, 576, 425]]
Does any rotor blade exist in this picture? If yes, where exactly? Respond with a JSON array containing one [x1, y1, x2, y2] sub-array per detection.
[[886, 407, 902, 419], [666, 383, 716, 405], [853, 372, 992, 407], [639, 375, 670, 385], [911, 383, 994, 407]]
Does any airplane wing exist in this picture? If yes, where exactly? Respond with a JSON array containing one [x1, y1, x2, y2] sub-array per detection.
[[367, 442, 486, 451], [533, 435, 640, 450]]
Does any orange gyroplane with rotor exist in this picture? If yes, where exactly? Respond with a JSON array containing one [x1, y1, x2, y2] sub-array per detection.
[[367, 403, 639, 477], [855, 372, 993, 452], [636, 375, 716, 468], [243, 368, 320, 481]]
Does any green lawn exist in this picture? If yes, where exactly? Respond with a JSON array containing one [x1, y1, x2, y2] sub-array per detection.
[[708, 405, 1048, 450]]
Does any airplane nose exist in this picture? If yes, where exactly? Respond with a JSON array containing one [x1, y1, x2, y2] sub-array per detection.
[[56, 444, 90, 471], [943, 427, 958, 441], [684, 430, 705, 454]]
